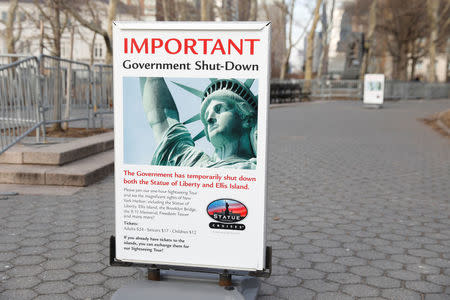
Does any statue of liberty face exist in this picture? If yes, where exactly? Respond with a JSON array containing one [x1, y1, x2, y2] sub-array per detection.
[[203, 96, 243, 148]]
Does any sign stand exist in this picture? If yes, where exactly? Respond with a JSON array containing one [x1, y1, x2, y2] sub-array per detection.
[[109, 236, 272, 299], [363, 74, 385, 109], [363, 103, 382, 109]]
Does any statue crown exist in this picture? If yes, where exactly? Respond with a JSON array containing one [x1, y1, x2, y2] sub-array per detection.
[[202, 79, 257, 111], [171, 78, 258, 142]]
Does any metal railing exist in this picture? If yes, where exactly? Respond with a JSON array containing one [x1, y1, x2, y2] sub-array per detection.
[[0, 57, 44, 154], [384, 81, 449, 100], [40, 55, 92, 128], [0, 54, 34, 65], [311, 80, 362, 100], [92, 64, 113, 128], [0, 55, 114, 154], [270, 79, 449, 103], [270, 79, 363, 103]]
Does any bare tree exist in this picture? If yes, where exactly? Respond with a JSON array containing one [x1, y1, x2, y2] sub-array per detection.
[[349, 0, 450, 80], [63, 0, 118, 64], [304, 0, 323, 83], [376, 0, 428, 81], [359, 0, 376, 79], [29, 0, 69, 57], [426, 0, 450, 82], [275, 0, 314, 79]]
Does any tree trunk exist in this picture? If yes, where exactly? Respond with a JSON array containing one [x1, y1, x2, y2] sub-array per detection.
[[279, 48, 291, 80], [156, 0, 165, 20], [359, 0, 377, 80], [221, 0, 233, 21], [278, 0, 291, 79], [250, 0, 258, 21], [398, 44, 408, 81], [39, 20, 44, 75], [105, 0, 118, 64], [178, 0, 188, 21], [54, 0, 61, 57], [51, 0, 62, 131], [63, 26, 74, 131], [6, 0, 19, 56], [427, 0, 438, 82], [304, 0, 323, 90], [238, 0, 251, 21], [163, 0, 176, 21], [392, 41, 408, 81], [410, 57, 417, 80], [90, 32, 96, 66], [447, 39, 450, 82], [317, 0, 327, 79], [201, 0, 209, 21]]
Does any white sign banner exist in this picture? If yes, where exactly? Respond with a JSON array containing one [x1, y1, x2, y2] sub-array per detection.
[[113, 22, 270, 271], [363, 74, 385, 105]]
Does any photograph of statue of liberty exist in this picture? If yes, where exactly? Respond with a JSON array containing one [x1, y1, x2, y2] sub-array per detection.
[[123, 77, 258, 170]]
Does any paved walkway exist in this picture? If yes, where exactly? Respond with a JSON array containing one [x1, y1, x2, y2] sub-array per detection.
[[1, 99, 449, 299]]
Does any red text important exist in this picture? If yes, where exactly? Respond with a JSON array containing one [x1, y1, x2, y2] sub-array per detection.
[[124, 38, 261, 55]]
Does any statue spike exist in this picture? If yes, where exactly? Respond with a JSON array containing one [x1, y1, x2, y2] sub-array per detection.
[[193, 130, 206, 142], [244, 79, 255, 89], [209, 78, 217, 82], [183, 113, 201, 125], [171, 81, 204, 99]]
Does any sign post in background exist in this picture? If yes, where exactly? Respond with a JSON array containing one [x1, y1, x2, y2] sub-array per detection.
[[363, 74, 385, 107]]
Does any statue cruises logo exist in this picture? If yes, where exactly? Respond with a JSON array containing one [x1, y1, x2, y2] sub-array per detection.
[[207, 199, 247, 231]]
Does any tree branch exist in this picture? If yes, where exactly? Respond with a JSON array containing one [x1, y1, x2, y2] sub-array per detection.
[[62, 1, 105, 36]]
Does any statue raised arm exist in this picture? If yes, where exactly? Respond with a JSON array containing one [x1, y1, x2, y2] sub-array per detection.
[[141, 77, 179, 143]]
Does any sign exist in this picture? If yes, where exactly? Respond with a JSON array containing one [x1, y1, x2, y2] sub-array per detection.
[[363, 74, 385, 105], [113, 22, 270, 271]]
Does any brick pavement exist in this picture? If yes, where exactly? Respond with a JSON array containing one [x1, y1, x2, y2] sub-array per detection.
[[1, 99, 449, 299]]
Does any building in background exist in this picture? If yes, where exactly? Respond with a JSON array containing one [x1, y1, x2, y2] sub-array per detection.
[[0, 0, 156, 64]]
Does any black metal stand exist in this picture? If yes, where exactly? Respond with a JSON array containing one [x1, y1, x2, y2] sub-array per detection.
[[109, 235, 272, 286]]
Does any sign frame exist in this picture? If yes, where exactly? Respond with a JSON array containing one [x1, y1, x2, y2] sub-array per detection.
[[112, 21, 271, 275]]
